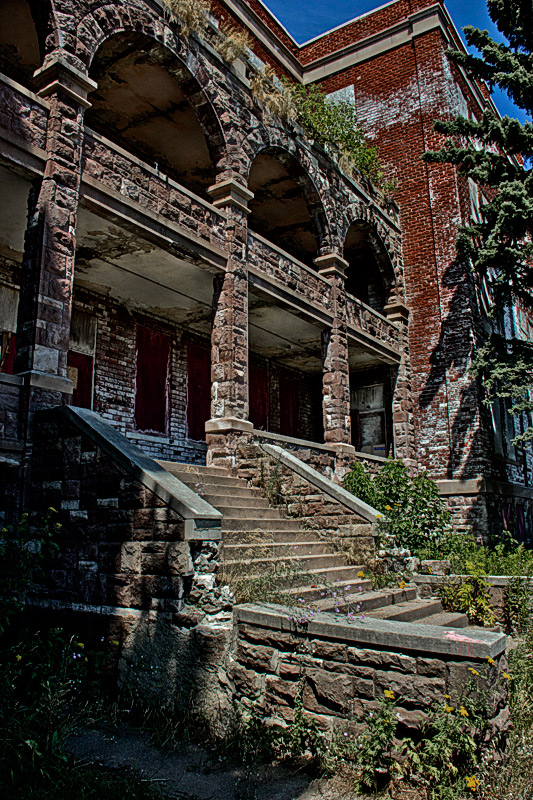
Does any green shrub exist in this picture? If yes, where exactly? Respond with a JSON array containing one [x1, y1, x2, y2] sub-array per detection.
[[438, 562, 497, 627], [343, 459, 453, 554]]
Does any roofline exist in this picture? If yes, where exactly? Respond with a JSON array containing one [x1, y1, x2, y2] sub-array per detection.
[[218, 0, 497, 118]]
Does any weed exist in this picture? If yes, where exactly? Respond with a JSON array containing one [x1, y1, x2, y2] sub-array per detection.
[[215, 23, 251, 63], [162, 0, 211, 38], [439, 563, 497, 627], [249, 66, 297, 121], [343, 459, 453, 556]]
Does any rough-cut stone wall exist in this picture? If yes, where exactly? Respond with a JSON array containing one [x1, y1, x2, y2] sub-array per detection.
[[29, 408, 209, 611], [82, 132, 227, 249], [232, 604, 510, 738]]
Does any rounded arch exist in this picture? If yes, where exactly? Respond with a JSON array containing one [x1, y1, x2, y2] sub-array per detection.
[[244, 137, 332, 265], [85, 27, 227, 198], [74, 5, 228, 185], [342, 205, 401, 312], [0, 0, 53, 87]]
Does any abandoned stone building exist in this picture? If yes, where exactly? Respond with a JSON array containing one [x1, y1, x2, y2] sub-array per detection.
[[0, 0, 519, 731], [0, 0, 531, 537]]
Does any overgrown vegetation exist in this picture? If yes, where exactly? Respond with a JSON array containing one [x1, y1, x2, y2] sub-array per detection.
[[161, 0, 211, 38], [248, 70, 394, 193], [439, 564, 497, 627], [343, 458, 453, 554]]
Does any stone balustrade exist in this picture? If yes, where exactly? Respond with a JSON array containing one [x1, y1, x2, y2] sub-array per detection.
[[82, 130, 227, 250], [346, 292, 401, 351]]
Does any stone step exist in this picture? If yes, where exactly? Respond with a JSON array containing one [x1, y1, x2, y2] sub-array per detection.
[[205, 486, 263, 498], [284, 572, 372, 601], [221, 517, 304, 532], [157, 461, 231, 478], [222, 529, 334, 544], [158, 462, 247, 490], [223, 540, 339, 557], [241, 562, 368, 586], [212, 505, 284, 520], [412, 611, 469, 628], [206, 496, 273, 510], [223, 552, 350, 573], [366, 598, 443, 623], [315, 586, 417, 612]]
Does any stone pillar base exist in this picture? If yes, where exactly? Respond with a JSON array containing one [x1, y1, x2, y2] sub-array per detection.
[[205, 417, 254, 470]]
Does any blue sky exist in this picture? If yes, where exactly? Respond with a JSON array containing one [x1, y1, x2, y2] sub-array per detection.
[[261, 0, 528, 123]]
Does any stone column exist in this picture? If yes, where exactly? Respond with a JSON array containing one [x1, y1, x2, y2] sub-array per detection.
[[205, 179, 254, 468], [315, 254, 355, 474], [15, 58, 96, 423], [383, 297, 416, 467]]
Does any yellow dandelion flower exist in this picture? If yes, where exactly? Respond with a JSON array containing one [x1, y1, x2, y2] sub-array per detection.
[[111, 640, 120, 646], [487, 657, 495, 665], [357, 570, 365, 578], [444, 694, 451, 700], [459, 706, 469, 717], [76, 642, 84, 649], [465, 775, 479, 791], [15, 654, 22, 661], [502, 672, 511, 680], [384, 689, 395, 700], [444, 704, 454, 713], [398, 581, 406, 589], [384, 505, 393, 511], [468, 667, 479, 676], [428, 566, 433, 574]]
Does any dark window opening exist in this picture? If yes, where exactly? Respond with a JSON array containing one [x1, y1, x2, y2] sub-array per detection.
[[186, 340, 211, 441], [134, 324, 171, 435], [249, 362, 269, 431], [279, 372, 299, 437]]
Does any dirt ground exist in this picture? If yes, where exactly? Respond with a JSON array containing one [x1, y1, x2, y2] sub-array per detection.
[[66, 725, 361, 800]]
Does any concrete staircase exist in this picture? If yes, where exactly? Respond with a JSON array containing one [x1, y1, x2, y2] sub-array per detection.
[[158, 461, 468, 628]]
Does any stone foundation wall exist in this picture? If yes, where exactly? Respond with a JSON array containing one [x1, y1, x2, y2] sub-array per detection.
[[232, 603, 509, 738], [29, 408, 219, 612]]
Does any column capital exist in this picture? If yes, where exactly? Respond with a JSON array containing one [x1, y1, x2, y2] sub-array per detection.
[[207, 179, 254, 213], [314, 253, 349, 281], [383, 298, 409, 324], [34, 57, 97, 109]]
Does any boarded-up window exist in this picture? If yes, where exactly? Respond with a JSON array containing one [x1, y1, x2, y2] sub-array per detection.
[[187, 341, 211, 441], [249, 362, 269, 431], [68, 312, 96, 409], [134, 324, 171, 434], [0, 286, 18, 374], [279, 372, 299, 437]]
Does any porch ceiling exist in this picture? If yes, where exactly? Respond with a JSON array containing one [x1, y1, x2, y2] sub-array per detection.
[[348, 343, 392, 371], [75, 207, 215, 334], [249, 289, 322, 373]]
